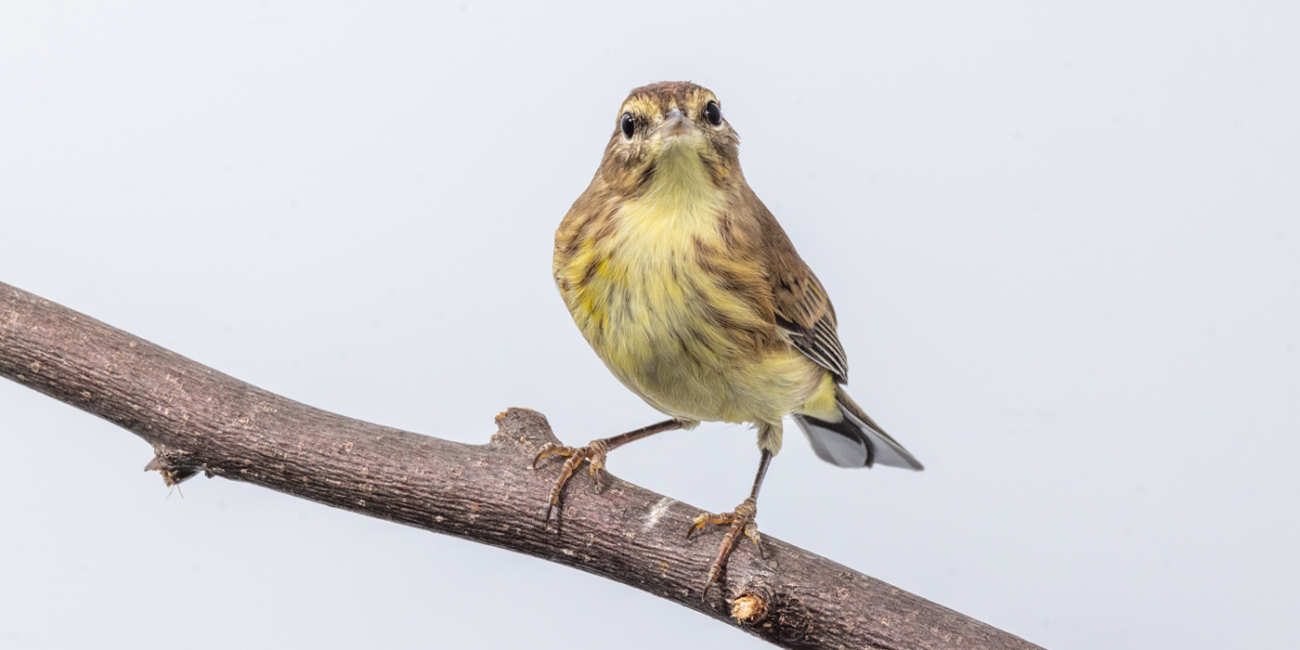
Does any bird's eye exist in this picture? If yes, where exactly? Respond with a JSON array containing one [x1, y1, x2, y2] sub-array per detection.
[[620, 112, 635, 139], [704, 100, 722, 126]]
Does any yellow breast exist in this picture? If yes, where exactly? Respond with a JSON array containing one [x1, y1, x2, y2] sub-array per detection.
[[555, 141, 828, 427]]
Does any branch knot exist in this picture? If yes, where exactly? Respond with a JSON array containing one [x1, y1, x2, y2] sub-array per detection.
[[144, 446, 202, 486]]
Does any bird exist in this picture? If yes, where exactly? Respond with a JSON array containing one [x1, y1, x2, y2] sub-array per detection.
[[535, 81, 923, 597]]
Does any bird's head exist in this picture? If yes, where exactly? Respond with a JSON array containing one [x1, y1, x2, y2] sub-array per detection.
[[596, 81, 742, 199]]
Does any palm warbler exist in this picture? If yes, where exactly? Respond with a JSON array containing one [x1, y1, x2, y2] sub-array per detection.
[[535, 81, 922, 597]]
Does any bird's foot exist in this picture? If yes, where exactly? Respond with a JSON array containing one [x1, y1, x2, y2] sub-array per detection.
[[531, 439, 611, 528], [686, 496, 763, 599]]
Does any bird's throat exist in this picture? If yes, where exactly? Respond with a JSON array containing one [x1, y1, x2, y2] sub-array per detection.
[[642, 143, 721, 217]]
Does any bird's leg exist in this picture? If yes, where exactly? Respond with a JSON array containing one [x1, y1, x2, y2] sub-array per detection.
[[687, 449, 774, 599], [532, 418, 682, 527]]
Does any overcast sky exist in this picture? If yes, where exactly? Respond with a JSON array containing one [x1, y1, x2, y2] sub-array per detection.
[[2, 2, 1298, 649]]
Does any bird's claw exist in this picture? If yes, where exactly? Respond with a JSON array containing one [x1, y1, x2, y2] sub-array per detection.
[[687, 497, 762, 600], [532, 440, 611, 528]]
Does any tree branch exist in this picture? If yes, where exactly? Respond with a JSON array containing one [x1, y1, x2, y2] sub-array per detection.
[[0, 281, 1041, 650]]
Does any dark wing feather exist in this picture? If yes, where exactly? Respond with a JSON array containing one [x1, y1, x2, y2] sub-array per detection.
[[743, 196, 849, 382], [772, 267, 850, 383]]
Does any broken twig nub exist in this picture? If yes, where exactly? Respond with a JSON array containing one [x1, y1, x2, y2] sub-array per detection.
[[731, 593, 767, 623]]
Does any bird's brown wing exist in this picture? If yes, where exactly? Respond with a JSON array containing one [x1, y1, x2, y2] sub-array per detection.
[[770, 261, 850, 383]]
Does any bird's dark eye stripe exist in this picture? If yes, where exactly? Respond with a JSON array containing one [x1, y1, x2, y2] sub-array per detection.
[[705, 100, 722, 126], [620, 112, 635, 138]]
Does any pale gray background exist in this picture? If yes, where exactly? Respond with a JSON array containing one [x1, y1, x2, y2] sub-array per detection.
[[2, 2, 1297, 649]]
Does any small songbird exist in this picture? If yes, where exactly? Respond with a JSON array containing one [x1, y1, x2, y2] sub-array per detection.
[[536, 81, 923, 596]]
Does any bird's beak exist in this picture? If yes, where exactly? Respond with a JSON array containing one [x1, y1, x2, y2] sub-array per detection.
[[657, 108, 694, 139]]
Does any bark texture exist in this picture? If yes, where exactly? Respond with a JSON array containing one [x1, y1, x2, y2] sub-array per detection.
[[0, 281, 1043, 650]]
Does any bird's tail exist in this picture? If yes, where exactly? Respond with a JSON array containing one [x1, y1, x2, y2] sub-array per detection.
[[793, 386, 924, 470]]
